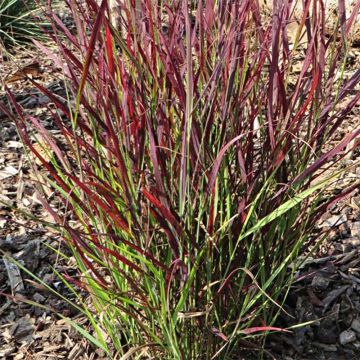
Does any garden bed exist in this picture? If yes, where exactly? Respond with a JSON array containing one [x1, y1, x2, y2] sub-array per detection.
[[1, 1, 360, 359]]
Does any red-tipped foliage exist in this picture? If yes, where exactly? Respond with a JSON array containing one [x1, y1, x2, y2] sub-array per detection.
[[3, 0, 360, 358]]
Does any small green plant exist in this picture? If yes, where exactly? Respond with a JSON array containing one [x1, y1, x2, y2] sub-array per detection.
[[2, 0, 360, 358], [0, 0, 49, 47]]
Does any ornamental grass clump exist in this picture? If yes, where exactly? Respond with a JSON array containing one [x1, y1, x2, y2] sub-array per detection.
[[0, 0, 49, 47], [2, 0, 360, 358]]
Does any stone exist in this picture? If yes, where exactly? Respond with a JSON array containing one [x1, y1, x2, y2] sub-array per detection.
[[339, 329, 357, 345], [311, 275, 330, 291], [13, 317, 34, 344], [33, 292, 46, 303], [351, 318, 360, 333], [3, 257, 25, 294]]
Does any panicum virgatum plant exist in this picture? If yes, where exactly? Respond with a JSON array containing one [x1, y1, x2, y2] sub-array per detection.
[[2, 0, 360, 358]]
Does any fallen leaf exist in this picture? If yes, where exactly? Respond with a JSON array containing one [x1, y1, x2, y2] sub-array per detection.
[[5, 62, 41, 84]]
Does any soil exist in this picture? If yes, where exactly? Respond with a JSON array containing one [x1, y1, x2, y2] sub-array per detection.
[[1, 11, 360, 360]]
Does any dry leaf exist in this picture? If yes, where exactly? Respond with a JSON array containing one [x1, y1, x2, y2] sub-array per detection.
[[5, 62, 41, 84]]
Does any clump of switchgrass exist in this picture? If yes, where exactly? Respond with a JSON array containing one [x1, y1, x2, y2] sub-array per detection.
[[2, 0, 360, 358]]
